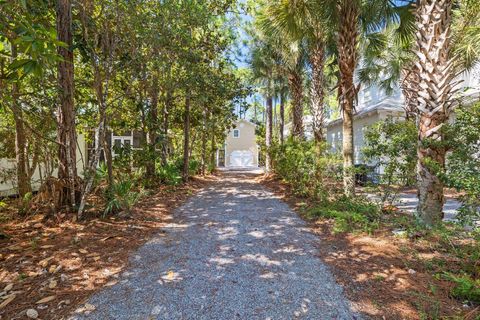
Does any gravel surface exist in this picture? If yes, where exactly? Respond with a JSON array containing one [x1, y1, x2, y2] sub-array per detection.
[[71, 170, 360, 320]]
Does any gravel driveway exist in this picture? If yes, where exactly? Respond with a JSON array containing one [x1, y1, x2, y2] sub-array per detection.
[[72, 170, 359, 320]]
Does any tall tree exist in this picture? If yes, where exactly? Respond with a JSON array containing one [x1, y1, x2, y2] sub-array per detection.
[[414, 0, 455, 225], [56, 0, 77, 208]]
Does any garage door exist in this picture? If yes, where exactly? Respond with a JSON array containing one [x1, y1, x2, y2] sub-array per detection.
[[230, 150, 254, 167]]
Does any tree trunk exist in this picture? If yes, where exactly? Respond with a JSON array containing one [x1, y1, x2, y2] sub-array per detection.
[[56, 0, 78, 208], [210, 120, 216, 170], [337, 0, 359, 197], [77, 68, 108, 218], [182, 92, 191, 182], [414, 0, 455, 225], [10, 44, 31, 197], [265, 94, 273, 173], [201, 108, 208, 175], [401, 69, 419, 122], [288, 71, 304, 139], [310, 42, 326, 143], [161, 90, 171, 166], [279, 93, 285, 144], [146, 76, 159, 179]]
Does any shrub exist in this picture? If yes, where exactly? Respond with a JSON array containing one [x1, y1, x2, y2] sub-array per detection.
[[306, 196, 381, 233], [104, 177, 143, 215], [269, 139, 342, 201], [443, 103, 480, 225], [363, 118, 417, 188], [443, 273, 480, 304], [156, 163, 182, 185]]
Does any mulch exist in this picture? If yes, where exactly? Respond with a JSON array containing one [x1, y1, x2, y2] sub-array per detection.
[[0, 175, 215, 320], [258, 173, 479, 320]]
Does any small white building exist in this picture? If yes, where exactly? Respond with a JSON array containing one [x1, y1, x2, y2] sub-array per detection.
[[219, 119, 259, 168]]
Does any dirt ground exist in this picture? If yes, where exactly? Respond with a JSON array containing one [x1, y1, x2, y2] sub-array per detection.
[[259, 174, 480, 320], [0, 175, 215, 320]]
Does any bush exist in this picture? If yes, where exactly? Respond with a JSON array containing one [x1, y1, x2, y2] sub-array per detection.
[[443, 103, 480, 225], [306, 196, 381, 233], [443, 273, 480, 304], [269, 139, 342, 201], [156, 163, 182, 185], [104, 177, 143, 215], [363, 118, 417, 187]]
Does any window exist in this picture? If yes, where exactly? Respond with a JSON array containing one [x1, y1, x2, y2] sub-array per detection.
[[233, 129, 240, 138]]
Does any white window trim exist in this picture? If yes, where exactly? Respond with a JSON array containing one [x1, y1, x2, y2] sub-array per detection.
[[233, 129, 240, 138]]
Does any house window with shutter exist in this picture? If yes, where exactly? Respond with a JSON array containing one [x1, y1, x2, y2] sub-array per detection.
[[233, 129, 240, 138]]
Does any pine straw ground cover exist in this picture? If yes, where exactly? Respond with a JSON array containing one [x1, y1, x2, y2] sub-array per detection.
[[259, 174, 480, 320], [0, 175, 215, 320]]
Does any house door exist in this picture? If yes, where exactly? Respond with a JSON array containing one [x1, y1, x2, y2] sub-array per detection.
[[230, 150, 254, 167]]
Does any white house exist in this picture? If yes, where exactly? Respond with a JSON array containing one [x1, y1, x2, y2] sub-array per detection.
[[219, 119, 259, 168], [325, 67, 480, 167]]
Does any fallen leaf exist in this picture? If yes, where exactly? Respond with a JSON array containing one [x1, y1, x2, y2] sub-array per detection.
[[39, 257, 54, 268], [48, 280, 57, 289], [48, 265, 57, 273], [36, 295, 55, 304], [40, 245, 55, 249], [0, 294, 16, 309], [3, 284, 13, 292], [79, 249, 88, 254]]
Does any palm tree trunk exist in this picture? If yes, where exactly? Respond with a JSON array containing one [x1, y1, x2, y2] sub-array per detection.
[[310, 42, 326, 144], [401, 69, 419, 121], [337, 0, 359, 197], [265, 94, 273, 172], [56, 0, 77, 208], [414, 0, 455, 225], [288, 71, 304, 139]]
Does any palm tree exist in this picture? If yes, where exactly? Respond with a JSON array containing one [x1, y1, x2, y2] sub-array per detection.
[[259, 0, 328, 142], [414, 0, 467, 225], [318, 0, 404, 196], [358, 0, 480, 225], [257, 6, 307, 140], [250, 39, 277, 172]]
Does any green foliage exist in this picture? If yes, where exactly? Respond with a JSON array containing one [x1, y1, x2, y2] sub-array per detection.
[[443, 104, 480, 225], [269, 139, 342, 201], [104, 176, 143, 216], [156, 163, 182, 186], [443, 273, 480, 304], [363, 118, 417, 187], [306, 196, 381, 233]]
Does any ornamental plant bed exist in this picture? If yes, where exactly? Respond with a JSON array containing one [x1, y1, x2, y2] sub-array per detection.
[[0, 175, 215, 320], [259, 173, 480, 320]]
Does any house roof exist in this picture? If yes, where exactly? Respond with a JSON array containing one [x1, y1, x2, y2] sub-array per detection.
[[234, 118, 257, 128], [326, 97, 404, 127]]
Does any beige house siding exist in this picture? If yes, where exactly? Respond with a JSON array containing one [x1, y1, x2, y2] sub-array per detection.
[[326, 110, 404, 165], [224, 119, 259, 167], [0, 134, 86, 197]]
